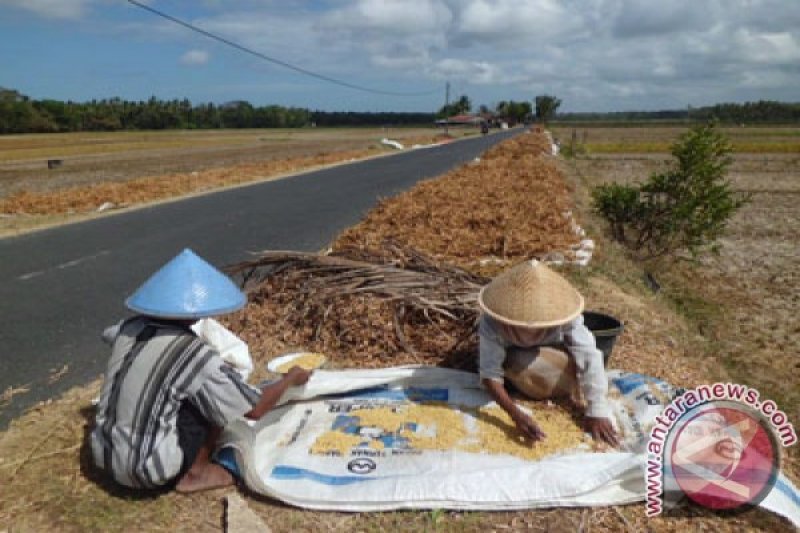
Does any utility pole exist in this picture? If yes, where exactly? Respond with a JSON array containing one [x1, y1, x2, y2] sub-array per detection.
[[444, 81, 450, 136]]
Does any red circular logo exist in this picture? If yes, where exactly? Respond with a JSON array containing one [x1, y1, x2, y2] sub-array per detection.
[[666, 402, 780, 511]]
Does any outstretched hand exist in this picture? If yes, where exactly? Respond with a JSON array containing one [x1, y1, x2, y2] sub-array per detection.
[[285, 366, 312, 386], [512, 411, 547, 443], [583, 416, 620, 447]]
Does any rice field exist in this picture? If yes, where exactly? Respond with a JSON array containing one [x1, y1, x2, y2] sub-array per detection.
[[551, 124, 800, 153]]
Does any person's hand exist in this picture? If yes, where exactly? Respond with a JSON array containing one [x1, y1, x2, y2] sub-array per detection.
[[511, 410, 546, 443], [583, 416, 620, 447], [285, 366, 312, 386]]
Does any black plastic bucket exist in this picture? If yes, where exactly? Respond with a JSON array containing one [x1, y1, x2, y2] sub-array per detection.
[[582, 311, 623, 365]]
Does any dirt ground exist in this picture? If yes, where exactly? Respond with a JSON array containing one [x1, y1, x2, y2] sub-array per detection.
[[1, 126, 797, 532]]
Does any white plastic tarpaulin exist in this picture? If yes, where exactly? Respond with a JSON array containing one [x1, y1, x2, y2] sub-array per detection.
[[220, 367, 799, 526]]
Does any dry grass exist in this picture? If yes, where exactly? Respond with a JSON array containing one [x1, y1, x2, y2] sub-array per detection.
[[576, 141, 800, 154], [0, 381, 193, 532], [1, 128, 797, 532], [551, 125, 800, 154], [551, 124, 800, 142]]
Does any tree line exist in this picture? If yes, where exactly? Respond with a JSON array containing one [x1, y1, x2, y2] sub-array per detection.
[[6, 85, 791, 134], [557, 100, 800, 124], [436, 94, 559, 125], [0, 88, 437, 134]]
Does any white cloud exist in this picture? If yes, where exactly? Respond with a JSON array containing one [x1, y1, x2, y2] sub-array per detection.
[[738, 68, 794, 89], [0, 0, 91, 19], [320, 0, 452, 35], [180, 49, 210, 66], [372, 49, 432, 69], [454, 0, 577, 45], [431, 58, 501, 84], [221, 2, 800, 108], [314, 0, 451, 74], [96, 0, 800, 110], [198, 10, 326, 69], [735, 30, 800, 65]]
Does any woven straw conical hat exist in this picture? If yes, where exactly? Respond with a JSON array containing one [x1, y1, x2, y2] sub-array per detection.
[[478, 259, 584, 328]]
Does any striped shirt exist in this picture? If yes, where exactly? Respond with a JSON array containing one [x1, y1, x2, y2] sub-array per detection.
[[91, 316, 260, 489]]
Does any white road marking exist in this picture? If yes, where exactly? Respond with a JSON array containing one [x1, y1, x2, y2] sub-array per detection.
[[17, 250, 111, 281], [18, 271, 45, 281]]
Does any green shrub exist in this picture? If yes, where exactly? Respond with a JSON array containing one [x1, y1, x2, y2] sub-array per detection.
[[592, 122, 749, 259]]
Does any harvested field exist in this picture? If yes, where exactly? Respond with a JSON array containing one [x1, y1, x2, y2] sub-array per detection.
[[551, 124, 800, 154], [0, 149, 373, 215], [1, 128, 797, 531], [560, 125, 800, 506], [560, 130, 800, 414], [0, 128, 455, 194], [0, 127, 464, 236]]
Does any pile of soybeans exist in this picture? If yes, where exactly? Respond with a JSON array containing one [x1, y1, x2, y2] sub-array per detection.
[[309, 401, 590, 461], [274, 352, 327, 373]]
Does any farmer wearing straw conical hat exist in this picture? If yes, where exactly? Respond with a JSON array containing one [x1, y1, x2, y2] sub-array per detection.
[[478, 259, 619, 446], [91, 249, 311, 493]]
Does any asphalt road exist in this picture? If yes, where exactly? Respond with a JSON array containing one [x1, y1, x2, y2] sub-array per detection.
[[0, 129, 520, 428]]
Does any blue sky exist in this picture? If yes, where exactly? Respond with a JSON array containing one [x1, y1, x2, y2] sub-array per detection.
[[1, 0, 799, 113]]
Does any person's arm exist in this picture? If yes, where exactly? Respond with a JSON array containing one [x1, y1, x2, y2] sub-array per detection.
[[482, 378, 546, 442], [563, 318, 619, 446], [245, 366, 311, 420], [479, 316, 545, 443]]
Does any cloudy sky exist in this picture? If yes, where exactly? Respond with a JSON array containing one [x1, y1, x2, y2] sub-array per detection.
[[1, 0, 798, 112]]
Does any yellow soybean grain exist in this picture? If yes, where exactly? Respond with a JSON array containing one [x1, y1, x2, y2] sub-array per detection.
[[466, 405, 588, 461], [308, 401, 588, 461], [309, 432, 362, 455], [309, 403, 469, 455], [276, 352, 326, 373], [349, 403, 469, 450]]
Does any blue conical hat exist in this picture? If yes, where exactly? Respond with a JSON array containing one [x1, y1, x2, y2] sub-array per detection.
[[125, 249, 246, 319]]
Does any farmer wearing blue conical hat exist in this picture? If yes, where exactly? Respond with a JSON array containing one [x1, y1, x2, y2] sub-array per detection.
[[91, 249, 311, 493], [478, 259, 619, 446]]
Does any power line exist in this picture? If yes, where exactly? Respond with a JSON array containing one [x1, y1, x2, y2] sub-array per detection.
[[127, 0, 438, 97]]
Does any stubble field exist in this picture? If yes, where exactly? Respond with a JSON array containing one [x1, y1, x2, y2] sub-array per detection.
[[553, 124, 800, 427]]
